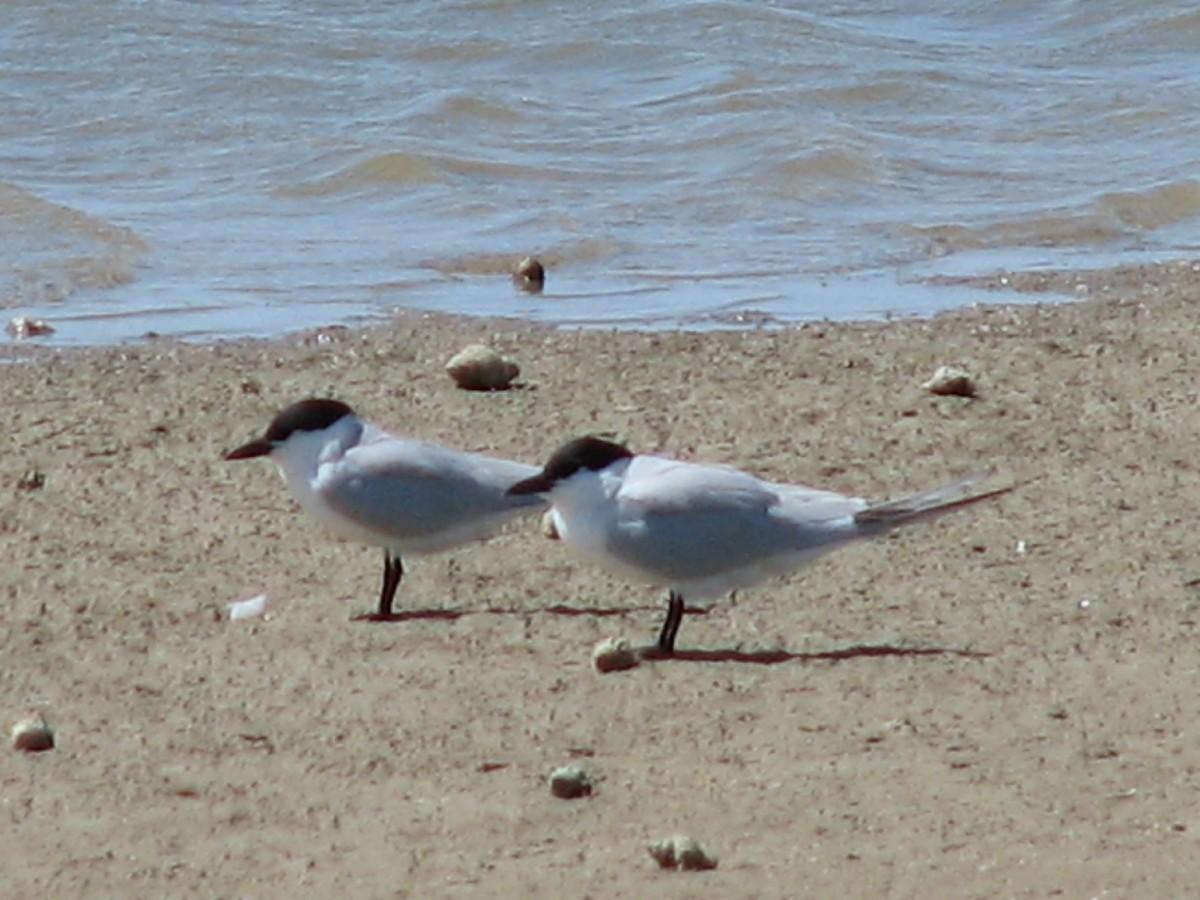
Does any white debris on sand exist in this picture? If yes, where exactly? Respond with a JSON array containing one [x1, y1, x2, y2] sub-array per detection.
[[227, 593, 271, 620]]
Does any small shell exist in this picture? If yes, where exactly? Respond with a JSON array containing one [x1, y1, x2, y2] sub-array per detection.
[[11, 712, 55, 753], [512, 256, 546, 293], [592, 637, 640, 674], [648, 836, 718, 871], [445, 344, 520, 391], [228, 593, 271, 620], [541, 511, 560, 541], [7, 316, 55, 339], [922, 365, 976, 397], [548, 765, 592, 799]]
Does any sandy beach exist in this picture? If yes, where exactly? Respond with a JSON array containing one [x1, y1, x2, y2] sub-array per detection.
[[4, 263, 1200, 897]]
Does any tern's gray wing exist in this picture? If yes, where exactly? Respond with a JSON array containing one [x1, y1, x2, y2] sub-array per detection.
[[618, 457, 780, 514], [608, 458, 863, 583], [318, 437, 544, 549], [619, 457, 865, 520]]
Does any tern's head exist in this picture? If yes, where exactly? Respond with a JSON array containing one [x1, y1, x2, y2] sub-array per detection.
[[225, 398, 358, 462], [508, 435, 634, 496]]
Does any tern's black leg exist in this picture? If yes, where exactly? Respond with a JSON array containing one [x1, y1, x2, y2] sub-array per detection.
[[656, 590, 685, 655], [377, 550, 404, 618]]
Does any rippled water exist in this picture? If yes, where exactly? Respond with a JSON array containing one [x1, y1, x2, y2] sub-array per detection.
[[3, 0, 1199, 344]]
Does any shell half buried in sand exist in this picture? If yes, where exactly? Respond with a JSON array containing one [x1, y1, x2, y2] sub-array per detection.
[[647, 836, 719, 871], [11, 711, 55, 753], [7, 316, 56, 339], [592, 637, 640, 673], [444, 344, 520, 391], [548, 765, 593, 799], [922, 364, 976, 397]]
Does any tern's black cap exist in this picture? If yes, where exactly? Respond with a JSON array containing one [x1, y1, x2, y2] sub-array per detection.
[[508, 435, 633, 495], [225, 398, 356, 460]]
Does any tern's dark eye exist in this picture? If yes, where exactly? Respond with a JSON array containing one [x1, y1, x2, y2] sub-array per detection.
[[264, 398, 354, 443], [543, 436, 633, 480]]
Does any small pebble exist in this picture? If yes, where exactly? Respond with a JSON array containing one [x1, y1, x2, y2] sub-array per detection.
[[11, 712, 55, 753], [648, 836, 718, 871], [548, 765, 592, 799], [512, 256, 546, 293], [445, 344, 520, 391], [7, 316, 55, 339], [922, 365, 976, 397], [592, 637, 640, 673]]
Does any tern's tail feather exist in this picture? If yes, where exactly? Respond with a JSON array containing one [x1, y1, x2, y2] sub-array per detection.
[[854, 473, 1012, 530]]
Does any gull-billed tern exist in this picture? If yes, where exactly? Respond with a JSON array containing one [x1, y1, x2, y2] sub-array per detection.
[[226, 398, 546, 620], [509, 435, 1010, 655]]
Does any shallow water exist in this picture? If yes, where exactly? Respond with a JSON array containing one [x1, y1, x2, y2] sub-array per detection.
[[3, 0, 1199, 344]]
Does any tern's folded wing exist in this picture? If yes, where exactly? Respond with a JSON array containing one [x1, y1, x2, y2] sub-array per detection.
[[771, 483, 868, 525], [616, 457, 780, 515], [317, 438, 543, 545], [345, 437, 541, 493], [604, 459, 863, 587], [617, 457, 867, 522]]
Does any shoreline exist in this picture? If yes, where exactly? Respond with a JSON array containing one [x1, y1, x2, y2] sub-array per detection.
[[6, 254, 1199, 360], [4, 262, 1200, 895]]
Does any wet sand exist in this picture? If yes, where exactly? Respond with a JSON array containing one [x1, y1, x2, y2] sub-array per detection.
[[4, 264, 1200, 896]]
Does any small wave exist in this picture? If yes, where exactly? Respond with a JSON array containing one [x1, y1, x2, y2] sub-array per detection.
[[275, 152, 443, 198], [422, 237, 625, 279], [0, 181, 146, 309], [415, 90, 528, 126], [753, 142, 885, 204], [900, 216, 1127, 259], [898, 177, 1200, 263], [1096, 180, 1200, 231]]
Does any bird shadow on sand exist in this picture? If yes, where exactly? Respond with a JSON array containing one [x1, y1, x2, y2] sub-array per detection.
[[350, 602, 710, 624], [349, 605, 986, 667], [635, 643, 990, 666]]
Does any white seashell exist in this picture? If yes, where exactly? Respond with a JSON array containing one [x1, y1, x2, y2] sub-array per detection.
[[648, 836, 718, 871], [548, 765, 592, 799], [444, 344, 520, 391], [7, 316, 55, 339], [541, 511, 560, 541], [11, 712, 55, 753], [922, 365, 976, 397], [592, 637, 640, 673], [228, 593, 271, 620]]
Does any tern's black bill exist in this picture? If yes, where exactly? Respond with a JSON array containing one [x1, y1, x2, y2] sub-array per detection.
[[507, 474, 553, 496], [225, 439, 272, 461]]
